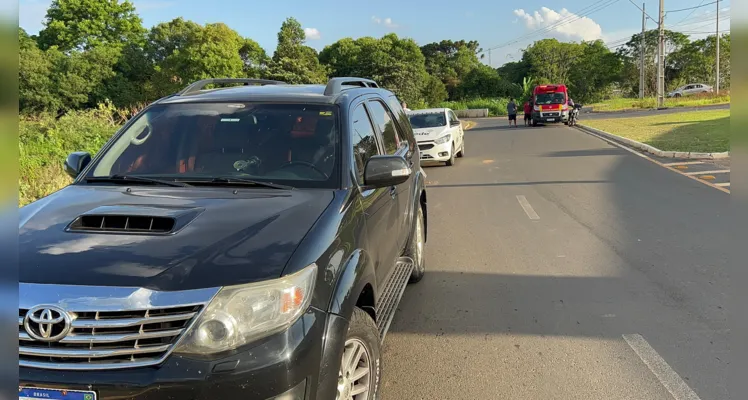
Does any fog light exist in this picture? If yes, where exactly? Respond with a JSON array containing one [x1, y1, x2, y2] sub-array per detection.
[[439, 152, 448, 157]]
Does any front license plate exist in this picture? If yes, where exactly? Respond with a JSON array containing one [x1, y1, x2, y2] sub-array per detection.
[[546, 118, 556, 122], [19, 387, 96, 400]]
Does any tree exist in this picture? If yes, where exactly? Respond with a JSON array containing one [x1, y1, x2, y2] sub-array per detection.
[[422, 74, 448, 106], [240, 38, 269, 78], [37, 0, 146, 51], [266, 18, 327, 84], [146, 19, 248, 97], [668, 33, 730, 91], [421, 40, 483, 97], [567, 40, 622, 103], [320, 33, 429, 104], [457, 64, 519, 99], [522, 39, 585, 85], [616, 29, 689, 96]]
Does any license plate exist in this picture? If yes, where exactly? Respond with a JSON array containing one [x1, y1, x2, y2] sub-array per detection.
[[546, 118, 556, 122], [19, 387, 96, 400]]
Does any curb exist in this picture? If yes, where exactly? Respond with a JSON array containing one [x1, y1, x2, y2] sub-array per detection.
[[576, 124, 730, 160]]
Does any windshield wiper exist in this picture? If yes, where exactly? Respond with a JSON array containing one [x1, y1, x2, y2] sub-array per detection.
[[178, 177, 293, 190], [85, 174, 191, 188]]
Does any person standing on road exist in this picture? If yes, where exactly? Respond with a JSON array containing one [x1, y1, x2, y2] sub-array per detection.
[[507, 98, 518, 127], [402, 101, 411, 112], [523, 98, 533, 126]]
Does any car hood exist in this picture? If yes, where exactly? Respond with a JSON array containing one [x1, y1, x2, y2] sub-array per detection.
[[412, 127, 449, 142], [19, 185, 334, 291]]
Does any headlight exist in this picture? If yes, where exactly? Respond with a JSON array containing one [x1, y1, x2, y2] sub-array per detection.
[[533, 105, 540, 111], [174, 263, 317, 355], [435, 134, 451, 145]]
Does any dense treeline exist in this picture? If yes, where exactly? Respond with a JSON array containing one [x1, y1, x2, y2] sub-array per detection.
[[19, 0, 731, 116]]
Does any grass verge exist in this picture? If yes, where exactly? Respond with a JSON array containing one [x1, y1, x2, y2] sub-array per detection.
[[582, 109, 730, 153], [589, 94, 730, 112]]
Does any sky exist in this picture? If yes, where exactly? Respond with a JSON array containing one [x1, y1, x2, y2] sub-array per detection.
[[19, 0, 731, 67]]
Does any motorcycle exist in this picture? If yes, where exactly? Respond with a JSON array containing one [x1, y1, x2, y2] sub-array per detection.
[[568, 103, 583, 126]]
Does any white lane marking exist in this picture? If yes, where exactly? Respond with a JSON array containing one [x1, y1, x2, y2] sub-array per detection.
[[622, 334, 702, 400], [516, 195, 540, 220], [683, 170, 730, 176], [716, 182, 730, 187], [662, 161, 704, 166]]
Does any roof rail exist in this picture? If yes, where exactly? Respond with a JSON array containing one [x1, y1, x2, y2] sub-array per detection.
[[177, 78, 286, 96], [324, 77, 379, 96]]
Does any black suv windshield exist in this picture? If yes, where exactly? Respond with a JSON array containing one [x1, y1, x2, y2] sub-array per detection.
[[535, 93, 566, 105], [84, 103, 339, 189], [408, 113, 446, 129]]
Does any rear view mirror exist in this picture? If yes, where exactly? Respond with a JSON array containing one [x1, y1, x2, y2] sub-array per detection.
[[64, 152, 92, 179], [363, 155, 411, 188]]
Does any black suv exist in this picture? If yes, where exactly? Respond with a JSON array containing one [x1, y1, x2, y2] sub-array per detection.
[[19, 77, 427, 400]]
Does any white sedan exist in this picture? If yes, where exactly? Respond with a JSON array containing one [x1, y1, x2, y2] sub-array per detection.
[[667, 83, 714, 98], [407, 108, 465, 166]]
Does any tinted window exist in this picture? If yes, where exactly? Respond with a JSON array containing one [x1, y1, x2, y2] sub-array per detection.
[[408, 113, 447, 129], [85, 103, 339, 188], [367, 100, 402, 154], [351, 105, 380, 185]]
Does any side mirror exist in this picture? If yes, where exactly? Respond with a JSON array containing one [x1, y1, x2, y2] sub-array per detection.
[[451, 120, 461, 128], [64, 152, 92, 179], [363, 155, 411, 188]]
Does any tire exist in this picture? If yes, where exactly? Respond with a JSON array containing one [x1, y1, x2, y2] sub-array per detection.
[[337, 307, 381, 400], [406, 204, 426, 283], [532, 119, 538, 127], [446, 143, 456, 166]]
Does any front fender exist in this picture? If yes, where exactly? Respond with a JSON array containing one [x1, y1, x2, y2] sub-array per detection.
[[327, 249, 376, 319]]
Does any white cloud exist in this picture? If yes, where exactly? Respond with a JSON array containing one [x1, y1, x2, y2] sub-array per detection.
[[513, 7, 603, 41], [304, 27, 321, 40], [371, 15, 398, 29]]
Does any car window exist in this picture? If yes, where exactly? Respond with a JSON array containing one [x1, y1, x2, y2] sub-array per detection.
[[367, 100, 403, 154], [85, 103, 340, 189], [351, 104, 380, 185], [535, 92, 566, 105], [449, 111, 459, 125], [408, 113, 447, 128]]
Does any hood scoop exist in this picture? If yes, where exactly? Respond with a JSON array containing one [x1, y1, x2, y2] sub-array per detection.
[[66, 205, 203, 235]]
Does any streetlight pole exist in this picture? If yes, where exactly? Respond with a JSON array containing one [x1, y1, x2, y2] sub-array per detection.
[[640, 2, 646, 99], [716, 0, 720, 94]]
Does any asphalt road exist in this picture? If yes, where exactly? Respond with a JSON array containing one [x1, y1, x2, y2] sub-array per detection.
[[380, 119, 729, 400], [583, 103, 729, 120]]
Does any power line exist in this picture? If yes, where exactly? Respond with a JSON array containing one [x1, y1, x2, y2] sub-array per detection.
[[666, 0, 719, 13], [626, 0, 657, 21], [671, 0, 707, 25], [484, 0, 620, 52]]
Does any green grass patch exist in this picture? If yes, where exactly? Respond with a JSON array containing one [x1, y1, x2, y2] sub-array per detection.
[[438, 97, 510, 116], [20, 111, 120, 206], [583, 109, 730, 153], [589, 94, 730, 112]]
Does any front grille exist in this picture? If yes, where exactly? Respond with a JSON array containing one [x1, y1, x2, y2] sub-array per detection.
[[543, 112, 560, 117], [19, 305, 201, 370], [418, 143, 434, 151]]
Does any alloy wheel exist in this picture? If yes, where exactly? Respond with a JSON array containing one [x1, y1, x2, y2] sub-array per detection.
[[336, 338, 372, 400]]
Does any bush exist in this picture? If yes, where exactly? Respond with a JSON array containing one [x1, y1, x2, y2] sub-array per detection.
[[438, 97, 510, 116], [20, 110, 121, 205]]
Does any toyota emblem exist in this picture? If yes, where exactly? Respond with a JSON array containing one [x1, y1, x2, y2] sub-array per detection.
[[24, 305, 72, 342]]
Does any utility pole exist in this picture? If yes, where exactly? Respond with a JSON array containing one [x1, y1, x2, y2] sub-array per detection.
[[639, 2, 646, 99], [657, 0, 665, 107], [715, 0, 720, 94]]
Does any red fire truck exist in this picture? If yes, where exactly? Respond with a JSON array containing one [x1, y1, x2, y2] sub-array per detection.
[[531, 84, 569, 126]]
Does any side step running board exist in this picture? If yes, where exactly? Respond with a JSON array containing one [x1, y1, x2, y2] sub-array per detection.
[[375, 257, 414, 342]]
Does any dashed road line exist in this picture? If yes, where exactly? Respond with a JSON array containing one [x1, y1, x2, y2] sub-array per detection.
[[683, 170, 730, 176], [622, 334, 702, 400], [716, 182, 730, 187], [516, 195, 540, 220]]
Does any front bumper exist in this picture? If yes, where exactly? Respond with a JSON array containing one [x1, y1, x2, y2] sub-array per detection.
[[417, 140, 453, 162], [19, 307, 347, 400], [532, 110, 568, 123]]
